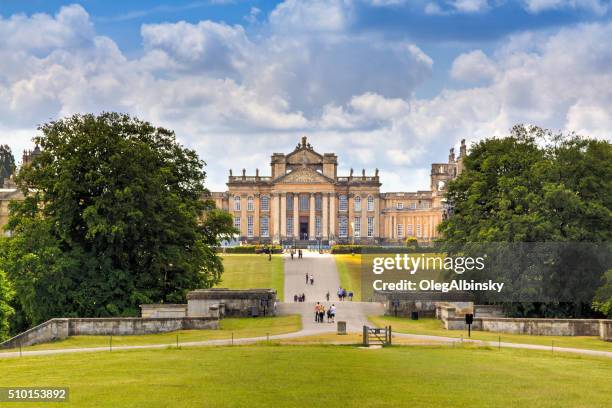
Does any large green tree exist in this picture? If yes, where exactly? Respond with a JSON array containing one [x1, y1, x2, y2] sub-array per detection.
[[438, 125, 612, 316], [0, 144, 15, 187], [0, 269, 14, 341], [0, 113, 234, 327]]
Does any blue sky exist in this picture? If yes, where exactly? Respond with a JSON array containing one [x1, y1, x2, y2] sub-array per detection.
[[1, 0, 611, 191]]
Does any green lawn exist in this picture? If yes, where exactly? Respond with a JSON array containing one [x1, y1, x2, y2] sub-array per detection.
[[218, 254, 284, 300], [2, 316, 301, 352], [1, 345, 610, 407], [334, 254, 362, 301], [370, 316, 612, 352]]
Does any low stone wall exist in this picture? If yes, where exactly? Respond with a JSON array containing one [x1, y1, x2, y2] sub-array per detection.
[[600, 320, 612, 341], [474, 305, 505, 318], [374, 291, 473, 318], [444, 316, 611, 340], [140, 304, 187, 318], [187, 288, 277, 317], [0, 317, 219, 349]]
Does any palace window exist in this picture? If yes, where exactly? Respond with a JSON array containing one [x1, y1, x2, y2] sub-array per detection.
[[367, 196, 374, 211], [339, 216, 348, 238], [260, 216, 269, 237], [315, 216, 322, 237], [287, 217, 293, 236], [411, 202, 417, 209], [260, 195, 270, 211], [315, 195, 322, 211], [354, 196, 361, 211], [396, 202, 403, 210], [234, 196, 241, 211], [247, 196, 254, 211], [247, 215, 254, 237], [367, 216, 374, 237], [407, 224, 413, 236], [300, 195, 309, 211], [234, 216, 241, 231], [416, 224, 422, 238], [339, 195, 348, 212], [287, 195, 293, 211], [353, 217, 361, 238], [397, 224, 404, 237]]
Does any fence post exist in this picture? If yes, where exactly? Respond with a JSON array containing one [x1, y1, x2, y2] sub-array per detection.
[[388, 326, 392, 345], [231, 332, 234, 346], [176, 334, 179, 349], [110, 335, 112, 352], [363, 325, 369, 347], [551, 340, 554, 354], [19, 341, 22, 357]]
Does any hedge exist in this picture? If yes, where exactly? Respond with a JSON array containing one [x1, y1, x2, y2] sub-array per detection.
[[222, 245, 283, 254]]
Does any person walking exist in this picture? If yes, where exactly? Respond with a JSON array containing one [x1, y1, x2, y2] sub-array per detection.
[[310, 275, 314, 285], [314, 302, 320, 322], [329, 304, 336, 323], [305, 273, 309, 284], [326, 291, 330, 301], [319, 305, 325, 324]]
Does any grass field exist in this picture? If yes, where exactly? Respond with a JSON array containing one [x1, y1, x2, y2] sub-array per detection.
[[2, 316, 301, 352], [1, 344, 610, 407], [334, 254, 362, 301], [370, 316, 612, 352], [218, 254, 284, 300]]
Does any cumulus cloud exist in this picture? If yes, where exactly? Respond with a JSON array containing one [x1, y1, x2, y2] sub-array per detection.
[[0, 1, 611, 194], [522, 0, 609, 14], [451, 50, 498, 83]]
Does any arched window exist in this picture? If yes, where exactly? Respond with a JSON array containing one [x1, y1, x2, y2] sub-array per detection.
[[234, 196, 241, 211], [339, 195, 348, 212], [260, 195, 270, 211], [367, 195, 374, 211], [354, 196, 361, 211], [247, 196, 254, 211]]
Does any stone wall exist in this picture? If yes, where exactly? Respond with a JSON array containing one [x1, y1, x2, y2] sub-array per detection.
[[140, 304, 187, 318], [443, 315, 612, 340], [374, 291, 474, 318], [0, 317, 219, 349], [599, 320, 612, 341], [474, 305, 505, 318], [187, 288, 277, 318]]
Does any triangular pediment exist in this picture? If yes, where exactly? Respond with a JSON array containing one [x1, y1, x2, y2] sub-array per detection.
[[273, 166, 334, 184], [286, 148, 323, 165]]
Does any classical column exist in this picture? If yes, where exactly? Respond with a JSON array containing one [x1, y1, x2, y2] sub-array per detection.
[[280, 193, 287, 241], [374, 196, 380, 239], [322, 193, 329, 239], [309, 193, 316, 239], [361, 194, 368, 240], [272, 193, 280, 241], [329, 193, 336, 238], [348, 193, 354, 239], [293, 193, 299, 239], [240, 194, 247, 238], [254, 193, 260, 240]]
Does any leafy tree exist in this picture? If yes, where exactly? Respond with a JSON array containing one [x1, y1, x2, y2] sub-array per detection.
[[0, 144, 15, 187], [0, 268, 15, 341], [0, 113, 235, 327], [593, 269, 612, 318], [438, 125, 612, 316], [405, 237, 418, 250]]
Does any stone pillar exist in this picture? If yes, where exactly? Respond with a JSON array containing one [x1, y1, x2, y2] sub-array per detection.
[[329, 193, 336, 238], [293, 194, 299, 239], [272, 193, 280, 241], [309, 193, 315, 239], [322, 193, 329, 239], [361, 194, 368, 239], [254, 193, 260, 240], [374, 196, 380, 239], [280, 193, 287, 241], [348, 193, 354, 239], [240, 194, 247, 238]]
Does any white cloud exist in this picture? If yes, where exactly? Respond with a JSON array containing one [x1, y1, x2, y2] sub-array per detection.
[[451, 50, 498, 83], [1, 1, 612, 194], [522, 0, 609, 14]]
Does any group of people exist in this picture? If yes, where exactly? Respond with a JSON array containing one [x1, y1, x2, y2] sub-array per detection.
[[337, 287, 353, 301], [290, 249, 303, 260], [314, 302, 336, 323], [293, 293, 306, 302]]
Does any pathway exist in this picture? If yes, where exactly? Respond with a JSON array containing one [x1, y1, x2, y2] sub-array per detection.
[[278, 250, 384, 333]]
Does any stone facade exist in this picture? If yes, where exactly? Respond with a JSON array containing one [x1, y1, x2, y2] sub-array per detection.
[[0, 138, 465, 244], [140, 304, 188, 318], [374, 291, 474, 318], [212, 136, 466, 246]]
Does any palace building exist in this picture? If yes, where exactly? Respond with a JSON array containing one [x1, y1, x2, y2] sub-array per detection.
[[1, 137, 466, 245], [211, 137, 466, 245]]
